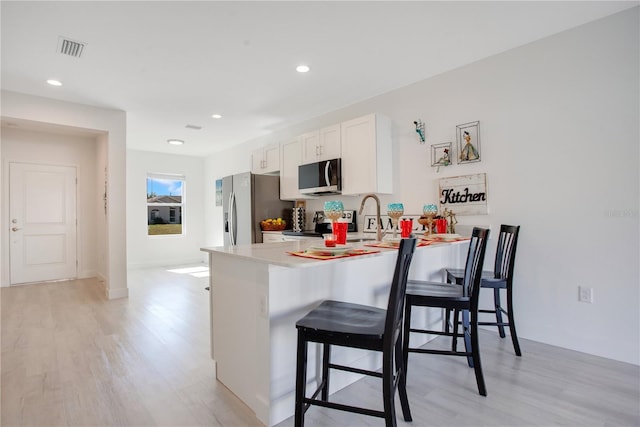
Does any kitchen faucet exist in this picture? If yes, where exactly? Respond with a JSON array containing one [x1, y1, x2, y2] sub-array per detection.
[[359, 194, 386, 242]]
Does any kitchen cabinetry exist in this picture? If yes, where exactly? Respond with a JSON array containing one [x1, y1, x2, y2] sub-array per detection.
[[252, 143, 280, 174], [262, 231, 320, 243], [340, 114, 393, 195], [262, 232, 287, 243], [301, 124, 341, 164], [279, 137, 308, 200]]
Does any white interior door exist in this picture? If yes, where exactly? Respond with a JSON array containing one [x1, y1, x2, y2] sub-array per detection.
[[9, 162, 77, 285]]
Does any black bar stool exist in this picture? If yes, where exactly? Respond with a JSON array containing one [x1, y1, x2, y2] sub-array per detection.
[[294, 238, 417, 427], [402, 228, 490, 396], [445, 224, 521, 356]]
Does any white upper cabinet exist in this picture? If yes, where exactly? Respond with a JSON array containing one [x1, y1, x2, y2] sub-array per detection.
[[280, 137, 308, 200], [251, 143, 280, 174], [301, 124, 341, 164], [340, 114, 393, 195]]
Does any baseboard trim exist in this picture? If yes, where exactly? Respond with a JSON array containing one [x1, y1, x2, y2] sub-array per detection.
[[127, 257, 206, 270], [78, 269, 97, 279], [107, 286, 128, 300]]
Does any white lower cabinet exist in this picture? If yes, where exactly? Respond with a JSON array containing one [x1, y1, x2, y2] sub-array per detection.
[[262, 232, 321, 243], [340, 113, 393, 195], [262, 232, 286, 243]]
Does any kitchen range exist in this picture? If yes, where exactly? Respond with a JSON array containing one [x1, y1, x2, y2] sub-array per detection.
[[282, 209, 357, 238]]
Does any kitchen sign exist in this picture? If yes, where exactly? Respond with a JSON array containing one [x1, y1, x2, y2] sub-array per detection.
[[439, 173, 488, 215]]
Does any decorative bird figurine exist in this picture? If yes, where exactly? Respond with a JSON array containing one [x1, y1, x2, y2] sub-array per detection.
[[414, 120, 425, 143]]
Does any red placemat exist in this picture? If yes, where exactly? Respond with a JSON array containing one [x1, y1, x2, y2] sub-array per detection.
[[287, 249, 380, 260]]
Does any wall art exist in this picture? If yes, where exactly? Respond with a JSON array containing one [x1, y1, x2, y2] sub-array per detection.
[[431, 142, 452, 168], [215, 179, 222, 206], [456, 121, 481, 164], [439, 173, 488, 215], [414, 119, 426, 143]]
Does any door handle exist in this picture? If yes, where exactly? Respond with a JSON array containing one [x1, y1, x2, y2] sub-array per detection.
[[230, 192, 237, 246], [227, 192, 234, 245], [324, 161, 331, 186], [11, 227, 21, 232]]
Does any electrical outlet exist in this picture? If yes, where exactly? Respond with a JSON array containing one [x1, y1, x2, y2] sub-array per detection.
[[579, 286, 593, 303]]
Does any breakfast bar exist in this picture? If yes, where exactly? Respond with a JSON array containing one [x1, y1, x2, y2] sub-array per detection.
[[201, 239, 468, 426]]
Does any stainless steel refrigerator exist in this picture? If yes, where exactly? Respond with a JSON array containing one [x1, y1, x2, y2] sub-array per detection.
[[222, 172, 293, 245]]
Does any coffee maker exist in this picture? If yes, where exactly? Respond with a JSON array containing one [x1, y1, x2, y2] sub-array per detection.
[[313, 210, 357, 234]]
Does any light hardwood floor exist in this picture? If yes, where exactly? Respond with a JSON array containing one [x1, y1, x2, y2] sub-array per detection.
[[2, 265, 638, 427]]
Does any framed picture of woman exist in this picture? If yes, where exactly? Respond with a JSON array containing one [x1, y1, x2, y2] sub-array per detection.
[[456, 121, 481, 164], [431, 142, 452, 167]]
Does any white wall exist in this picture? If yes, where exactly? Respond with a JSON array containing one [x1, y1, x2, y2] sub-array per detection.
[[1, 91, 128, 299], [1, 128, 99, 283], [127, 150, 205, 268], [204, 8, 639, 365], [95, 133, 109, 282]]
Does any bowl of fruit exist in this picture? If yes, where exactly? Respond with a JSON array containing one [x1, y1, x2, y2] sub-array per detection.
[[260, 218, 287, 231]]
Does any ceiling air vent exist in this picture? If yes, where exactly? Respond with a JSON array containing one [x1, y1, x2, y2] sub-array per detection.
[[57, 37, 86, 58]]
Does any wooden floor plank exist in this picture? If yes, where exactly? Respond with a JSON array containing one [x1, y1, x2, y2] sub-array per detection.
[[1, 265, 638, 426]]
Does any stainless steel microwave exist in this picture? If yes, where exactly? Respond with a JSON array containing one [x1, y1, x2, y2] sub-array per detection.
[[298, 158, 341, 195]]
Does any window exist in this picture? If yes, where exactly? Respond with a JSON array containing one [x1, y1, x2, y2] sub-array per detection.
[[147, 174, 185, 236]]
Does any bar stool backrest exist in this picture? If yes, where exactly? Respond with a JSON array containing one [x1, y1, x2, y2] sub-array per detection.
[[461, 228, 490, 308], [384, 237, 417, 347], [493, 225, 520, 281]]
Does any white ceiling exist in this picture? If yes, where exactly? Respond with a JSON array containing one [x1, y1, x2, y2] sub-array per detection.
[[1, 1, 637, 157]]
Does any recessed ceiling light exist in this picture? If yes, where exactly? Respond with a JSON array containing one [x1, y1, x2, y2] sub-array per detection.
[[211, 114, 222, 119], [46, 79, 62, 86], [167, 139, 184, 146], [296, 65, 310, 73]]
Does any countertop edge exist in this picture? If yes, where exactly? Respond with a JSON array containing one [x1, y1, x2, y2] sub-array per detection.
[[200, 239, 466, 268]]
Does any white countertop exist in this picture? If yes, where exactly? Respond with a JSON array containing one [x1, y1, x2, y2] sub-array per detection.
[[200, 240, 381, 267], [201, 238, 463, 268]]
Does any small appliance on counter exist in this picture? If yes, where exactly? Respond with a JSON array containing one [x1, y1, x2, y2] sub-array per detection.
[[292, 207, 305, 232], [313, 210, 357, 234]]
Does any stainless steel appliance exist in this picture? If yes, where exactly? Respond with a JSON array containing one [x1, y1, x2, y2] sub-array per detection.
[[222, 172, 293, 245], [298, 158, 341, 195], [313, 210, 357, 234]]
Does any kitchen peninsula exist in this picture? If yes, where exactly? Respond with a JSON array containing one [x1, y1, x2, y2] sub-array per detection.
[[201, 239, 468, 426]]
